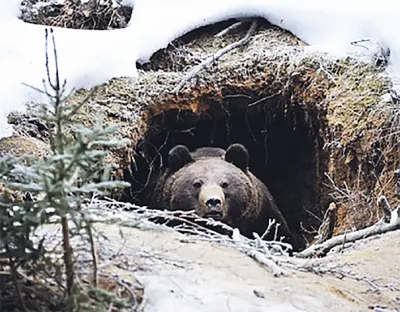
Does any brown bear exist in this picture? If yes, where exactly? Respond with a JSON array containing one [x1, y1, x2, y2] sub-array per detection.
[[150, 143, 298, 248]]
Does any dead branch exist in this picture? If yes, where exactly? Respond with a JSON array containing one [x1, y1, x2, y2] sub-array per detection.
[[85, 197, 293, 276], [313, 202, 337, 245], [250, 232, 288, 276], [296, 196, 400, 258], [260, 219, 276, 240], [215, 21, 244, 37], [246, 249, 287, 277], [116, 278, 141, 310], [174, 20, 258, 93]]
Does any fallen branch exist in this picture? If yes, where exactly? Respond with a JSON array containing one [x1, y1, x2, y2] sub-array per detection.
[[249, 232, 288, 276], [85, 197, 293, 275], [215, 21, 244, 37], [174, 20, 258, 93], [246, 249, 287, 277], [296, 196, 400, 258]]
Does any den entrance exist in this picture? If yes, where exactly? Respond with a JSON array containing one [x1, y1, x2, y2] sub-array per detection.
[[126, 94, 329, 249]]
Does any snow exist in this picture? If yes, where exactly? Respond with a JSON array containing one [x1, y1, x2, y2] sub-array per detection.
[[1, 0, 400, 138]]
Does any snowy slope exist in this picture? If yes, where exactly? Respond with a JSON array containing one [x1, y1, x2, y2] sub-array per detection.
[[0, 0, 399, 137]]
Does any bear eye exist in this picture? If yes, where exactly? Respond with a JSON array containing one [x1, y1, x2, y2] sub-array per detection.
[[221, 181, 229, 188], [193, 181, 202, 188]]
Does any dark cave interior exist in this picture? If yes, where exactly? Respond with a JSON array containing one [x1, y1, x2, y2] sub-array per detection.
[[125, 94, 329, 247]]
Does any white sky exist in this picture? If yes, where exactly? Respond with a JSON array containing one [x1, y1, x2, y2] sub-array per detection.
[[0, 0, 399, 137]]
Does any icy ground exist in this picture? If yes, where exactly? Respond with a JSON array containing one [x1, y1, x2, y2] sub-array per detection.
[[1, 0, 400, 137]]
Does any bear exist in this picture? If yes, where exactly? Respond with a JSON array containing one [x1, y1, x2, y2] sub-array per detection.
[[150, 143, 298, 248]]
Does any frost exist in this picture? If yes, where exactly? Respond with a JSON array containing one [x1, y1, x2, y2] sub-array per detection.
[[1, 0, 400, 137]]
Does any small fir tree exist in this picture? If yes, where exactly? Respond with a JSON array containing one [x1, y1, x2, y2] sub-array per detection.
[[0, 28, 132, 311]]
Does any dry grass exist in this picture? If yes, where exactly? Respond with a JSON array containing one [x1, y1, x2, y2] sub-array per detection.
[[20, 0, 132, 30], [324, 173, 380, 234]]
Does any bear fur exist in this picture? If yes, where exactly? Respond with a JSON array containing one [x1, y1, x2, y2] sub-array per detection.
[[150, 144, 297, 247]]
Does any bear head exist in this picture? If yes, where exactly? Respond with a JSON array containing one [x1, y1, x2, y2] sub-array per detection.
[[165, 143, 254, 223]]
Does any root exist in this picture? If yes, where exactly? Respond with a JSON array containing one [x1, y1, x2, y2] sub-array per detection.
[[174, 19, 258, 93], [214, 20, 244, 38], [296, 196, 400, 258]]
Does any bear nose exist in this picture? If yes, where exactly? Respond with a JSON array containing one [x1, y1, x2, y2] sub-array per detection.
[[206, 197, 222, 209]]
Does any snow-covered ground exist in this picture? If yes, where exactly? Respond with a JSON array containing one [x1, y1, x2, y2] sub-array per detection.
[[1, 0, 399, 137]]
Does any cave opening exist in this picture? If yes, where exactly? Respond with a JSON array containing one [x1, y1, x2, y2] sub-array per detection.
[[125, 92, 329, 248]]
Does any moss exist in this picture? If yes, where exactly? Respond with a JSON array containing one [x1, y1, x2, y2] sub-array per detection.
[[325, 60, 391, 146]]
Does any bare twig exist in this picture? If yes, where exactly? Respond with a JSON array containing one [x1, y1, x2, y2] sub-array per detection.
[[215, 21, 244, 37], [323, 172, 376, 231], [86, 223, 99, 288], [174, 20, 258, 93], [116, 278, 140, 309], [260, 219, 276, 240], [248, 92, 281, 108], [251, 232, 288, 276]]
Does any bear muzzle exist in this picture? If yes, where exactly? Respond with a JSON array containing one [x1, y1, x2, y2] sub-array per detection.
[[199, 185, 225, 220]]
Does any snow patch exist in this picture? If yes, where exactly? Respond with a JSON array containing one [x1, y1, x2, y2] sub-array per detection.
[[0, 0, 400, 137]]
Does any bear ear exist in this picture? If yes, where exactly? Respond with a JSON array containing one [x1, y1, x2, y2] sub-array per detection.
[[225, 143, 249, 172], [168, 145, 193, 172]]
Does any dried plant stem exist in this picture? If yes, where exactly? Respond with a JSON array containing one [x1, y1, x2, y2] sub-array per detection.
[[86, 223, 99, 288]]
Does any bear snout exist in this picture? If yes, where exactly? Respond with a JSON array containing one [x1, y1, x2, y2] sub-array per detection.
[[205, 197, 223, 218], [199, 184, 225, 219], [206, 197, 222, 208]]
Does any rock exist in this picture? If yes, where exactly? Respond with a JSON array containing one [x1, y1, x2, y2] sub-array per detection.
[[0, 135, 50, 159]]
